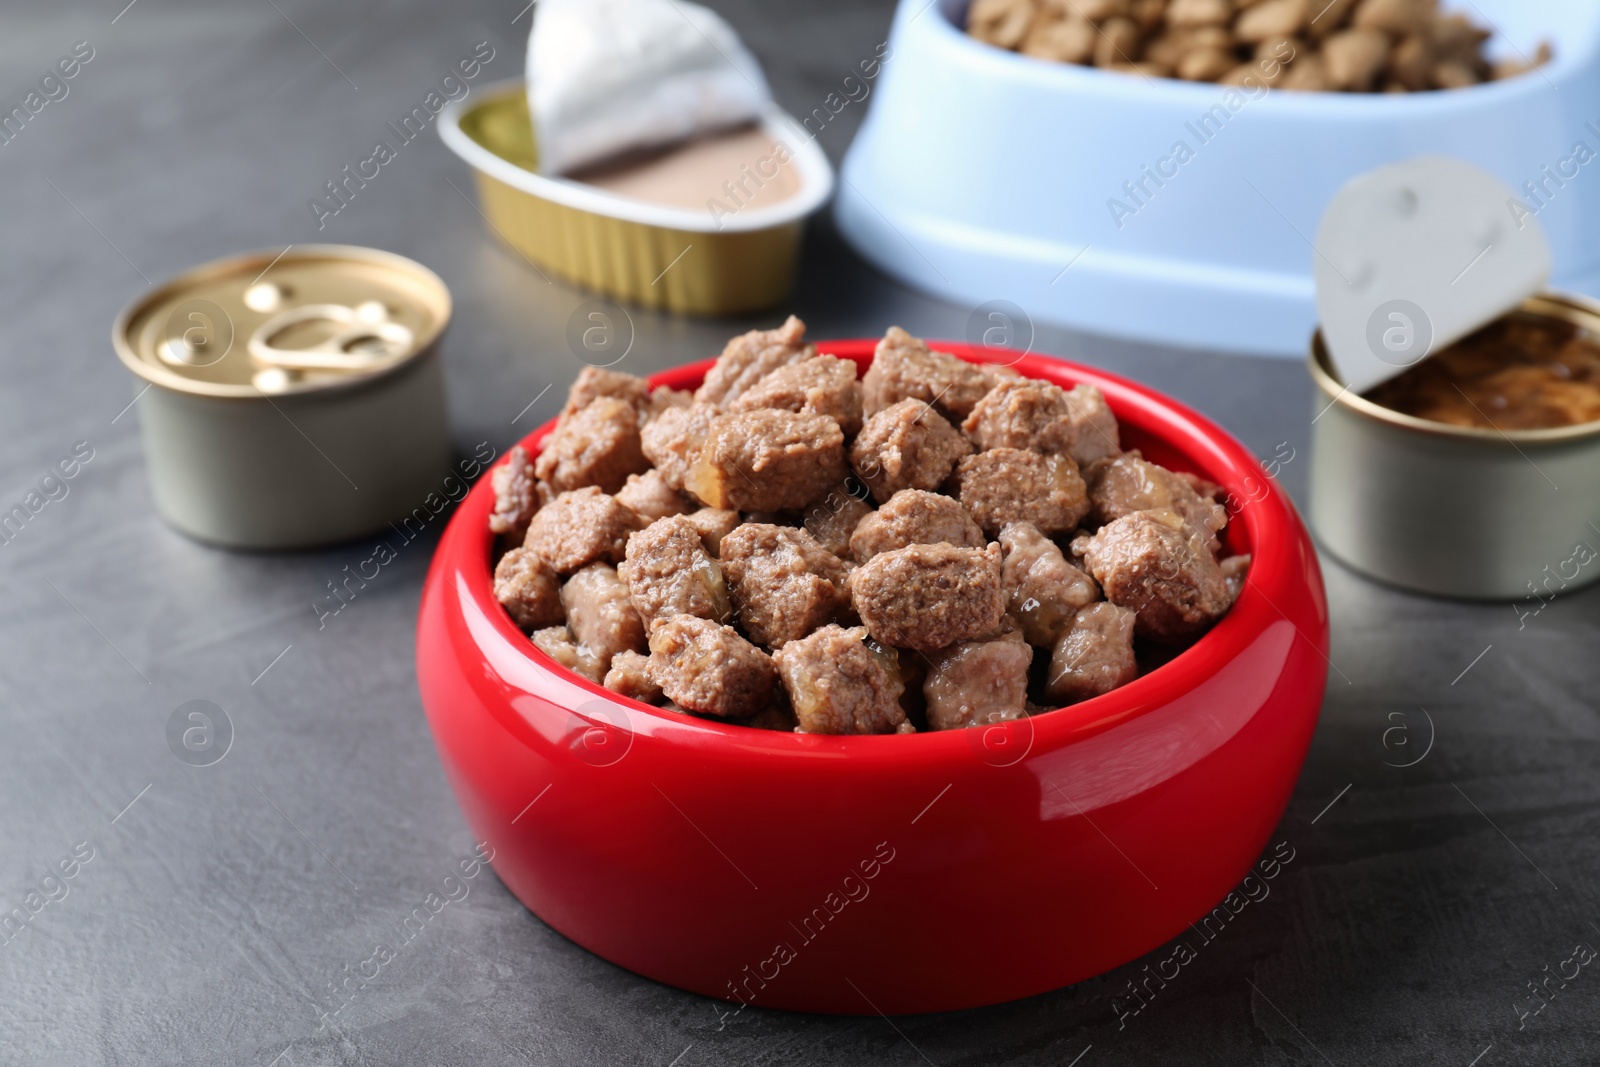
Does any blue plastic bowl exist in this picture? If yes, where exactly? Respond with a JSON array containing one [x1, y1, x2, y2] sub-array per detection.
[[836, 0, 1600, 356]]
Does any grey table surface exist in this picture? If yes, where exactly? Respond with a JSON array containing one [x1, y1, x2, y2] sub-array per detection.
[[2, 1, 1597, 1064]]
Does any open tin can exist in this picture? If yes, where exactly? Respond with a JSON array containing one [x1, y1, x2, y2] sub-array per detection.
[[113, 245, 453, 550], [1308, 291, 1600, 601]]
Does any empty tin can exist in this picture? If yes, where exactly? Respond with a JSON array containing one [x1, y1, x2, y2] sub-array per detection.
[[1308, 291, 1600, 600], [113, 245, 453, 549]]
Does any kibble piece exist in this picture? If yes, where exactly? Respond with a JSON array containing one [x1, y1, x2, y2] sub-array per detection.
[[1431, 13, 1491, 63], [640, 402, 719, 491], [684, 410, 847, 513], [1075, 0, 1128, 18], [683, 507, 741, 557], [862, 327, 997, 421], [852, 542, 1005, 651], [952, 447, 1089, 536], [728, 354, 864, 437], [1390, 33, 1433, 90], [1168, 0, 1233, 28], [615, 469, 691, 522], [1351, 0, 1429, 35], [493, 546, 566, 630], [801, 488, 875, 558], [999, 521, 1101, 646], [1235, 0, 1309, 43], [695, 315, 816, 407], [851, 399, 973, 504], [604, 649, 664, 704], [1280, 51, 1329, 91], [1432, 59, 1480, 90], [524, 487, 641, 574], [849, 489, 984, 564], [1304, 0, 1358, 39], [621, 516, 732, 627], [563, 366, 651, 418], [1179, 47, 1238, 81], [646, 615, 778, 718], [489, 446, 541, 538], [531, 626, 604, 683], [720, 523, 850, 649], [1086, 451, 1229, 552], [1093, 17, 1142, 67], [534, 396, 650, 494], [775, 624, 911, 735], [1322, 28, 1390, 90], [1220, 553, 1252, 605], [1021, 15, 1096, 63], [967, 0, 1037, 49], [1045, 603, 1138, 703], [1072, 509, 1231, 639], [923, 630, 1033, 731], [561, 563, 646, 670]]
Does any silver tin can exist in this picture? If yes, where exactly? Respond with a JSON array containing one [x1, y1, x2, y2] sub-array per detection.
[[1308, 291, 1600, 600], [113, 245, 453, 549]]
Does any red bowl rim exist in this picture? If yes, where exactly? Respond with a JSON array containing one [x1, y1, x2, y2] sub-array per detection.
[[442, 339, 1319, 762]]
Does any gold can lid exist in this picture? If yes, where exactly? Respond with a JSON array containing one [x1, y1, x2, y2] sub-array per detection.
[[113, 245, 451, 398]]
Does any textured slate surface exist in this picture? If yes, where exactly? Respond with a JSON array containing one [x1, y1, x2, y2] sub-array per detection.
[[0, 1, 1596, 1064]]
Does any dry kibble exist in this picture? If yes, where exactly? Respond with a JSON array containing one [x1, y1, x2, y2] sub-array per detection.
[[1167, 0, 1233, 28], [968, 0, 1039, 49], [1280, 51, 1330, 90], [1431, 14, 1490, 63], [1094, 17, 1142, 68], [1432, 59, 1480, 89], [1178, 46, 1238, 80], [1234, 0, 1309, 44], [1389, 33, 1432, 90], [1021, 15, 1097, 64], [1130, 0, 1167, 32], [1322, 28, 1390, 90], [1074, 0, 1130, 20], [1351, 0, 1430, 36]]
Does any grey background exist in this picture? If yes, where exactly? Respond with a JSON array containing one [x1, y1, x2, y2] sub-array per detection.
[[1, 1, 1596, 1064]]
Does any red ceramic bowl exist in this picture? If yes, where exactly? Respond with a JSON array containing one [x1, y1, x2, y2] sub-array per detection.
[[417, 341, 1328, 1015]]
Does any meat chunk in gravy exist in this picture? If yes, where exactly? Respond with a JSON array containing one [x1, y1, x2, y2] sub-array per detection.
[[683, 410, 846, 513], [849, 489, 984, 564], [1072, 509, 1231, 640], [851, 542, 1005, 651], [1045, 602, 1138, 703], [646, 615, 778, 718], [489, 445, 541, 539], [604, 649, 664, 704], [534, 396, 650, 494], [640, 403, 719, 492], [719, 523, 850, 649], [493, 546, 565, 630], [923, 629, 1033, 730], [951, 447, 1089, 536], [615, 469, 691, 522], [850, 399, 972, 504], [801, 487, 874, 558], [774, 624, 911, 735], [561, 563, 646, 671], [694, 314, 816, 407], [531, 626, 604, 683], [998, 521, 1100, 646], [728, 354, 863, 437], [862, 326, 1001, 421], [1086, 451, 1228, 552], [562, 366, 651, 419], [524, 487, 642, 574], [620, 515, 732, 628]]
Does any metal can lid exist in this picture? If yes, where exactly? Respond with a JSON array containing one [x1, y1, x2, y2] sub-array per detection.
[[113, 245, 451, 399]]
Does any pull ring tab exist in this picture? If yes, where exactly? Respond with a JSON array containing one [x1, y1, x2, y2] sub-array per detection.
[[248, 302, 415, 374]]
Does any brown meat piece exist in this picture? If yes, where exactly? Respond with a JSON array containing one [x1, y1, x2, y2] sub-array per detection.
[[745, 698, 801, 732], [604, 649, 664, 704], [962, 377, 1078, 455], [862, 326, 996, 421], [1221, 553, 1251, 606], [720, 523, 850, 648], [640, 402, 719, 491], [683, 410, 846, 513], [851, 542, 1005, 651], [1062, 384, 1121, 466], [524, 487, 641, 574], [694, 315, 816, 407], [561, 563, 646, 669], [620, 516, 732, 627], [1045, 602, 1138, 704], [774, 624, 911, 735], [615, 469, 691, 522], [849, 489, 984, 564], [489, 445, 541, 538], [530, 626, 604, 683], [801, 488, 874, 558], [728, 354, 864, 437], [850, 399, 972, 504], [923, 629, 1033, 731], [1086, 451, 1229, 552], [952, 448, 1089, 536], [534, 396, 650, 494], [644, 385, 695, 424], [1072, 509, 1231, 640], [999, 521, 1100, 646], [562, 367, 651, 418], [646, 615, 777, 718], [683, 507, 741, 556], [493, 546, 565, 630]]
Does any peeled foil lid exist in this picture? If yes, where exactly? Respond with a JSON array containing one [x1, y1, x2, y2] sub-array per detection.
[[1314, 157, 1552, 395], [527, 0, 771, 177]]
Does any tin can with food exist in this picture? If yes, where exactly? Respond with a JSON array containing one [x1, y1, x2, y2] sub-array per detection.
[[1309, 291, 1600, 600], [112, 245, 453, 549]]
